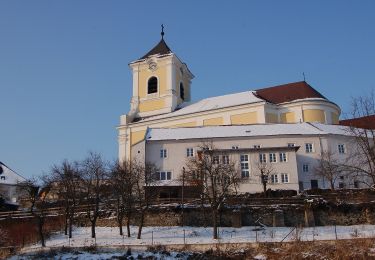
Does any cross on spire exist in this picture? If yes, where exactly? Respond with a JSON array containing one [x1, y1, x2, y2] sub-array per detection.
[[161, 24, 165, 39]]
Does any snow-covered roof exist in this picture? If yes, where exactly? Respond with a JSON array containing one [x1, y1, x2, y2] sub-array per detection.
[[309, 123, 352, 136], [140, 91, 264, 122], [145, 122, 350, 141], [0, 162, 26, 185]]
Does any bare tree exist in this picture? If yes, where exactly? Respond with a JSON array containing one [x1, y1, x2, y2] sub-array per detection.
[[132, 161, 159, 239], [0, 228, 9, 247], [253, 161, 275, 196], [342, 92, 375, 185], [50, 160, 81, 238], [81, 152, 108, 238], [18, 176, 52, 247], [314, 150, 342, 190], [17, 178, 39, 213], [184, 143, 241, 239], [109, 159, 137, 237]]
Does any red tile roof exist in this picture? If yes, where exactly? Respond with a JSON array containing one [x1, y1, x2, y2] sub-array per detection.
[[255, 81, 327, 104], [339, 115, 375, 129]]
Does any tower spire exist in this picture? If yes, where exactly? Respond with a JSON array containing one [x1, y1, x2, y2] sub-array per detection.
[[161, 24, 165, 39]]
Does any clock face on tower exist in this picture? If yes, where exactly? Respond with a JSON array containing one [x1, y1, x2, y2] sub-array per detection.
[[148, 61, 157, 71]]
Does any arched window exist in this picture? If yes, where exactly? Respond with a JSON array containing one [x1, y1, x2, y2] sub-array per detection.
[[180, 82, 185, 100], [148, 77, 158, 94]]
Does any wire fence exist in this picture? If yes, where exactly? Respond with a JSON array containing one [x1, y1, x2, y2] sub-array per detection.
[[25, 224, 375, 249]]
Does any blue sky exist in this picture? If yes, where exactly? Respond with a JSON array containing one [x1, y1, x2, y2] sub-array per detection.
[[1, 1, 374, 178]]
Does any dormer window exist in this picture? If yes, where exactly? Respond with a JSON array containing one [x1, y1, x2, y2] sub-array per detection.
[[148, 77, 158, 94], [180, 82, 185, 100]]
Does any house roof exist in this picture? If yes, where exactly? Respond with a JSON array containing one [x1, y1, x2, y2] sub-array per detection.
[[134, 81, 336, 124], [339, 115, 375, 130], [139, 90, 264, 123], [146, 122, 352, 141], [140, 39, 172, 60], [0, 161, 26, 185], [255, 81, 327, 104]]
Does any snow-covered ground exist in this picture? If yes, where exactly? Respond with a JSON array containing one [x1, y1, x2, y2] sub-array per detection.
[[24, 224, 375, 250]]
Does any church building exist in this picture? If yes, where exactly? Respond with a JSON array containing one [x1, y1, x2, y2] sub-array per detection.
[[118, 30, 341, 162], [117, 30, 358, 195]]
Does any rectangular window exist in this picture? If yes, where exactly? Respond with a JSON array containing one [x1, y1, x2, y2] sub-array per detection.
[[160, 149, 168, 158], [240, 154, 249, 178], [279, 152, 287, 162], [269, 153, 277, 163], [288, 143, 296, 148], [213, 155, 220, 164], [186, 148, 194, 157], [271, 174, 278, 183], [354, 181, 359, 188], [338, 144, 345, 154], [259, 153, 267, 163], [281, 174, 289, 183], [253, 145, 261, 149], [155, 171, 172, 181], [303, 164, 309, 173], [305, 143, 313, 153], [222, 155, 229, 164]]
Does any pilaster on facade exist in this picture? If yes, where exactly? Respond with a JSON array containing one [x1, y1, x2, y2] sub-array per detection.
[[257, 106, 266, 124]]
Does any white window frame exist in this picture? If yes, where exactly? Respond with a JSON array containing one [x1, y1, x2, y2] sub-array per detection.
[[222, 155, 229, 164], [160, 149, 168, 158], [338, 144, 345, 154], [259, 153, 267, 163], [270, 174, 278, 184], [305, 143, 314, 153], [269, 153, 277, 163], [186, 148, 194, 157], [213, 155, 220, 164], [240, 154, 250, 178], [281, 173, 289, 183], [146, 75, 160, 96], [279, 152, 287, 162], [155, 171, 172, 181]]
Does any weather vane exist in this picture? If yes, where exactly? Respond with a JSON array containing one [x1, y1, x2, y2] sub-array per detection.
[[161, 24, 165, 39]]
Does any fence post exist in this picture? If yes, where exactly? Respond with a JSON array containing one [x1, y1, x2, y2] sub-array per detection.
[[183, 229, 186, 245], [334, 222, 338, 240], [152, 231, 154, 245], [256, 230, 258, 242]]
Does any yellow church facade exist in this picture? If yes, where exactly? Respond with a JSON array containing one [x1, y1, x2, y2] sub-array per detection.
[[118, 33, 341, 162]]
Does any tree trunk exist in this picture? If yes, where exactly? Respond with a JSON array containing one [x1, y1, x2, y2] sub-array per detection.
[[137, 211, 145, 239], [37, 216, 45, 247], [64, 213, 68, 236], [330, 180, 335, 190], [91, 220, 96, 238], [126, 216, 131, 237], [68, 215, 73, 238], [263, 182, 267, 197], [212, 208, 218, 239], [117, 216, 123, 236]]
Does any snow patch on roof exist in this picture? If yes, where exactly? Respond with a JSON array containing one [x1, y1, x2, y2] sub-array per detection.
[[309, 122, 352, 136], [140, 91, 264, 122], [146, 123, 332, 141]]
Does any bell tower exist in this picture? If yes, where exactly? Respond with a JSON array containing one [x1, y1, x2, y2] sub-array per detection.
[[128, 26, 194, 120]]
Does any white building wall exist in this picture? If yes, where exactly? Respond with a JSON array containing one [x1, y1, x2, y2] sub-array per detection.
[[132, 133, 366, 193]]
